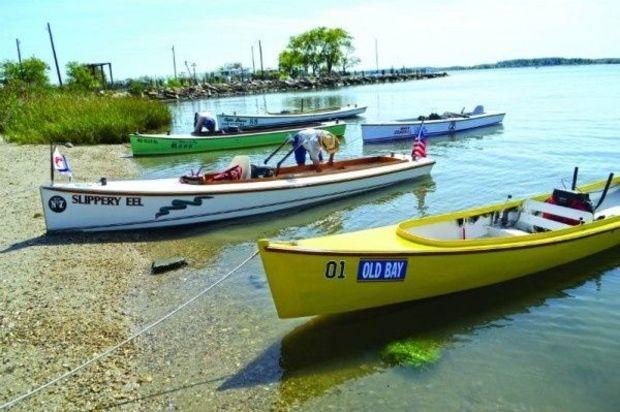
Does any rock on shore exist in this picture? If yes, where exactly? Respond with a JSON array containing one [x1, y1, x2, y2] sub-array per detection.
[[143, 72, 448, 101]]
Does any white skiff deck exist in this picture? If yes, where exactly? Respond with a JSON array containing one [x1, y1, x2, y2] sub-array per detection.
[[45, 156, 434, 195]]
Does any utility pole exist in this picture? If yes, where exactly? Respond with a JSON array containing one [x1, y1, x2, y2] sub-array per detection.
[[191, 62, 197, 84], [172, 45, 177, 79], [15, 39, 22, 64], [184, 60, 191, 83], [374, 38, 379, 73], [258, 40, 264, 77], [47, 23, 63, 85], [251, 45, 256, 74]]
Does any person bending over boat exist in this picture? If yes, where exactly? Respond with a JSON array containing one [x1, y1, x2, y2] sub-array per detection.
[[193, 111, 217, 135], [289, 128, 340, 172]]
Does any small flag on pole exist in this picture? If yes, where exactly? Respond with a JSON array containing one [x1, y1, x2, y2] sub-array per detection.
[[412, 126, 427, 159], [53, 146, 72, 179]]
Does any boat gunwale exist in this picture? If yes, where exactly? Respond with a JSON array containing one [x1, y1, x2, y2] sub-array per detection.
[[218, 106, 367, 119], [262, 219, 619, 257], [262, 177, 620, 255], [130, 121, 345, 141], [361, 112, 505, 127], [40, 156, 435, 196]]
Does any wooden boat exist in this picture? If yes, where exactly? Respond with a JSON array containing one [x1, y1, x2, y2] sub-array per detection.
[[258, 172, 619, 318], [362, 105, 505, 143], [129, 121, 346, 156], [40, 154, 434, 232], [217, 104, 367, 129]]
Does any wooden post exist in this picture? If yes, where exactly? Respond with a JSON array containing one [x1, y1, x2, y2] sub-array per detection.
[[251, 45, 256, 74], [259, 40, 264, 77], [47, 23, 63, 86], [16, 39, 22, 64], [107, 63, 114, 84], [50, 142, 54, 184], [171, 45, 177, 79]]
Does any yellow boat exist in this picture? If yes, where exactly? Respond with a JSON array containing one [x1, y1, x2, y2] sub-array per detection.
[[258, 172, 619, 318]]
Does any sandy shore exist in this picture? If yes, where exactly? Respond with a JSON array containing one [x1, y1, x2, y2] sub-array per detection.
[[0, 138, 151, 410]]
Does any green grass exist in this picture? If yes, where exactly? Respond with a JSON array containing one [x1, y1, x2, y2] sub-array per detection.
[[0, 87, 171, 144]]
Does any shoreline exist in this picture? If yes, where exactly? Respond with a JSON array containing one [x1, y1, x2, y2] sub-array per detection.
[[0, 139, 150, 409], [138, 72, 448, 102]]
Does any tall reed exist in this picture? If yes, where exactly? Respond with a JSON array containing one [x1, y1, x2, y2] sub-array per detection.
[[0, 87, 171, 144]]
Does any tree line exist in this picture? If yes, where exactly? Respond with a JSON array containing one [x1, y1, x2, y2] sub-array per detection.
[[278, 27, 360, 77]]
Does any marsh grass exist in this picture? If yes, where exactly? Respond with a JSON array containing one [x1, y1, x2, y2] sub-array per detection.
[[0, 87, 171, 144]]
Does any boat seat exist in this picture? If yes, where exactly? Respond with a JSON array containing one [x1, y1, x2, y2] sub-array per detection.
[[523, 199, 594, 223], [514, 199, 594, 232], [486, 226, 529, 237], [595, 205, 620, 219]]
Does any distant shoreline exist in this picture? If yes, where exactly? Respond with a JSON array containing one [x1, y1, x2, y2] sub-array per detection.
[[434, 57, 620, 71]]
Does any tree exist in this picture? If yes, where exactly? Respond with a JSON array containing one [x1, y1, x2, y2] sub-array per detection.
[[278, 27, 357, 77], [0, 57, 50, 87], [66, 62, 101, 90], [340, 38, 360, 73], [321, 28, 353, 74], [278, 49, 303, 77]]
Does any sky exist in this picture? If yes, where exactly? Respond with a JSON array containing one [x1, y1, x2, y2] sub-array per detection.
[[1, 0, 619, 82]]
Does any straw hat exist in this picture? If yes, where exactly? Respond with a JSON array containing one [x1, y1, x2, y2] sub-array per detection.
[[319, 132, 340, 154]]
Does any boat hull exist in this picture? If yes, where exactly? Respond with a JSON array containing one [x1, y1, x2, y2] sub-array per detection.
[[258, 223, 619, 318], [217, 106, 367, 129], [40, 156, 434, 232], [130, 122, 346, 156], [361, 112, 505, 143]]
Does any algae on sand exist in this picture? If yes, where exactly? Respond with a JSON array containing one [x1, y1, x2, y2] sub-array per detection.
[[381, 338, 442, 368]]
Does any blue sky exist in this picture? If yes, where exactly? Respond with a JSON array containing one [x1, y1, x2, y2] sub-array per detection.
[[1, 0, 618, 82]]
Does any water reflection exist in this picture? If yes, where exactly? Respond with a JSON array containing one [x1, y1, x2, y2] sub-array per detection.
[[280, 95, 348, 112], [219, 247, 619, 408]]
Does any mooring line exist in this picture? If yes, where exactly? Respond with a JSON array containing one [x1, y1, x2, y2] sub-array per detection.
[[0, 249, 259, 410]]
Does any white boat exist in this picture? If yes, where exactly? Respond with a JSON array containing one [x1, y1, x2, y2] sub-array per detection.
[[362, 105, 505, 143], [217, 104, 367, 129], [40, 155, 434, 232]]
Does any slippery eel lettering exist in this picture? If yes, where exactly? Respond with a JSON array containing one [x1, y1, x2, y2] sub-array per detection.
[[72, 194, 121, 206]]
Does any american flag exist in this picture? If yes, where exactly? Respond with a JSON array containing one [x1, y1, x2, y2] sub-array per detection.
[[411, 127, 427, 159]]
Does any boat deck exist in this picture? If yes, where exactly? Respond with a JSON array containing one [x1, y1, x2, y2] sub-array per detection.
[[44, 155, 428, 195]]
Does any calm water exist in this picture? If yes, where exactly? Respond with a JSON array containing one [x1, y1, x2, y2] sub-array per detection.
[[130, 65, 620, 410]]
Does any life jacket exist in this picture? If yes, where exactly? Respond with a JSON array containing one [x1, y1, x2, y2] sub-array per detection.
[[543, 189, 593, 225]]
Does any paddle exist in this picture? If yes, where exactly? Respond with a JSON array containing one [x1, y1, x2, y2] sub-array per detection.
[[263, 138, 291, 165], [275, 141, 306, 176]]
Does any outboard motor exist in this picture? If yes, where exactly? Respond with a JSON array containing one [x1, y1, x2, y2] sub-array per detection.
[[471, 105, 484, 115]]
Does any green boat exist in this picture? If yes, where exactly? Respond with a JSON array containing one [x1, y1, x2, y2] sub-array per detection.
[[130, 121, 346, 156]]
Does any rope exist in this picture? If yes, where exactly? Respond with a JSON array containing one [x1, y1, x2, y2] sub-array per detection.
[[0, 250, 259, 410]]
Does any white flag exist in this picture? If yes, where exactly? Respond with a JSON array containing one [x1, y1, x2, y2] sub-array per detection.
[[53, 147, 72, 179]]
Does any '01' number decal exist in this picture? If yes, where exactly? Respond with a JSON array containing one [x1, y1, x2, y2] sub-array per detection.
[[325, 260, 345, 279]]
